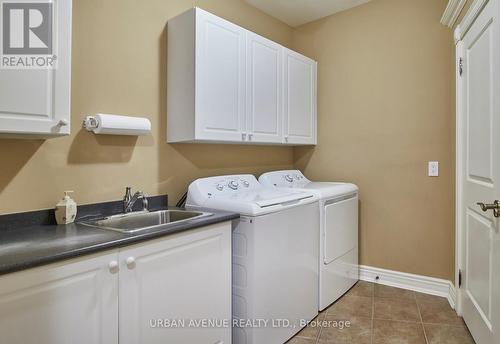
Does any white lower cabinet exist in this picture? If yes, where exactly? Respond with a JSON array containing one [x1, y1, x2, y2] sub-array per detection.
[[0, 221, 232, 344], [0, 251, 119, 344], [119, 222, 232, 344]]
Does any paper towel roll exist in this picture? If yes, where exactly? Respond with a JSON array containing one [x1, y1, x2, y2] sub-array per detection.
[[83, 114, 151, 136]]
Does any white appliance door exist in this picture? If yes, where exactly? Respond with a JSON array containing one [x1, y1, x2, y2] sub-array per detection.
[[459, 1, 500, 343], [232, 203, 319, 344], [323, 195, 358, 264]]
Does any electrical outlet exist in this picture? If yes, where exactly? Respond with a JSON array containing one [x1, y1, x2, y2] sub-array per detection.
[[428, 161, 439, 177]]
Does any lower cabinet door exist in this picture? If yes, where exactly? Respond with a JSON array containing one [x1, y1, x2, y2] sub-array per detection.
[[0, 251, 119, 344], [119, 222, 232, 344]]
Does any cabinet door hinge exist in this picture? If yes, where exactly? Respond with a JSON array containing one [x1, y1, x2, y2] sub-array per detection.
[[459, 58, 463, 76], [459, 269, 463, 288]]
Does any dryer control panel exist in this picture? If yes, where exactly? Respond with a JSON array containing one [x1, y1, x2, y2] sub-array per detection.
[[259, 170, 310, 188]]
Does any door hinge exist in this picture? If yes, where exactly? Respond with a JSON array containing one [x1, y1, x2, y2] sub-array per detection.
[[459, 58, 463, 76], [459, 269, 462, 288]]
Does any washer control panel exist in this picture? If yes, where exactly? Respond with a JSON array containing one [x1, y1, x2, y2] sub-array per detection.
[[193, 174, 259, 198]]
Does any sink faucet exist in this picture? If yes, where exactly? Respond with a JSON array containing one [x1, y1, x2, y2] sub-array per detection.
[[123, 187, 149, 213]]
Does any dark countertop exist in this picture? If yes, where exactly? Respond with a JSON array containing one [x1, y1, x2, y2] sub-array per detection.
[[0, 207, 238, 276]]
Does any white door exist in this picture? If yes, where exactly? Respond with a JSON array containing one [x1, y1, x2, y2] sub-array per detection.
[[196, 8, 246, 142], [0, 0, 71, 137], [0, 251, 119, 344], [245, 32, 282, 143], [459, 1, 500, 343], [283, 48, 317, 145], [119, 223, 232, 344]]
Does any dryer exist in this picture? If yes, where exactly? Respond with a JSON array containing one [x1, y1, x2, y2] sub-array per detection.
[[186, 174, 319, 344], [259, 170, 359, 311]]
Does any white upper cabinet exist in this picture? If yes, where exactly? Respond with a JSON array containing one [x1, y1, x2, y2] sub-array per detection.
[[283, 48, 317, 145], [0, 0, 72, 138], [246, 32, 282, 143], [196, 9, 246, 142], [167, 7, 317, 145]]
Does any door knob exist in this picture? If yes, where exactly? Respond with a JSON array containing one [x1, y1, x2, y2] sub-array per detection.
[[126, 257, 136, 269], [477, 200, 500, 217]]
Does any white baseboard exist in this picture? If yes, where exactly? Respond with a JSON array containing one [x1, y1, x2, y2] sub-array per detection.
[[359, 265, 456, 309]]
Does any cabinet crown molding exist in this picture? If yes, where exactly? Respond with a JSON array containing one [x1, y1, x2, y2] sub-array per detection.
[[441, 0, 467, 27], [454, 0, 490, 43]]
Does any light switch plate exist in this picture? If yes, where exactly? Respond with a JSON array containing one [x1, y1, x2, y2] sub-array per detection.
[[428, 161, 439, 177]]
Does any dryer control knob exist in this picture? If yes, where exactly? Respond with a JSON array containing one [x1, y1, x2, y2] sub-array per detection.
[[285, 174, 294, 182], [216, 184, 224, 191]]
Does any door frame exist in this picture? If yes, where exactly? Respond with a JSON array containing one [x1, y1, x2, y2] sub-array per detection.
[[454, 0, 491, 316]]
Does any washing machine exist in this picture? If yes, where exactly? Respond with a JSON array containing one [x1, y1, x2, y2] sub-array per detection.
[[186, 174, 319, 344], [259, 170, 359, 311]]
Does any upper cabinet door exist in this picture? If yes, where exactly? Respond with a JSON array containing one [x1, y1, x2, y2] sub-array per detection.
[[195, 8, 246, 142], [0, 0, 71, 137], [245, 32, 282, 143], [283, 48, 317, 145]]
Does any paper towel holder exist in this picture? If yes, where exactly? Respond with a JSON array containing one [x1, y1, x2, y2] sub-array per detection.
[[83, 116, 99, 131], [82, 113, 151, 136]]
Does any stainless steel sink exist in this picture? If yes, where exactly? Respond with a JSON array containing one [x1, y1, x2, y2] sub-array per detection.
[[80, 209, 213, 233]]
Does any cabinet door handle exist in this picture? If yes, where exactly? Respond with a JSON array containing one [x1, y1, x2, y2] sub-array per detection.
[[126, 257, 136, 269], [108, 260, 119, 273], [242, 133, 247, 141]]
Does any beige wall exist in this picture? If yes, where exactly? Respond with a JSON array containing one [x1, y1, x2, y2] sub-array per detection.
[[0, 0, 294, 214], [0, 0, 457, 281], [292, 0, 455, 280]]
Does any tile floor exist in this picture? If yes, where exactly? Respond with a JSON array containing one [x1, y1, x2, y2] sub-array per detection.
[[288, 281, 475, 344]]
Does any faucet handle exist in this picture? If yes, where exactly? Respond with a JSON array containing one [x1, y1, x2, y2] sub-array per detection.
[[123, 187, 132, 202]]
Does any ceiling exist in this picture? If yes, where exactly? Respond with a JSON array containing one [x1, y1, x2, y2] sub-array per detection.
[[245, 0, 372, 27]]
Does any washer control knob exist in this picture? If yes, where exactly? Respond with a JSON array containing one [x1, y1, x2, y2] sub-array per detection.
[[228, 181, 239, 190], [285, 174, 294, 182], [216, 184, 224, 191], [242, 180, 250, 187]]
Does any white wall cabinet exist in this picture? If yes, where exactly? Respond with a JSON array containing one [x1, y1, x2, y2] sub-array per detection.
[[0, 222, 232, 344], [0, 0, 72, 138], [283, 48, 317, 145], [246, 32, 283, 143], [195, 8, 246, 142], [167, 7, 317, 145]]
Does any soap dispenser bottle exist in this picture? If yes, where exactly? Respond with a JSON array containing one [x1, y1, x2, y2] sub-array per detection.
[[55, 191, 77, 225]]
